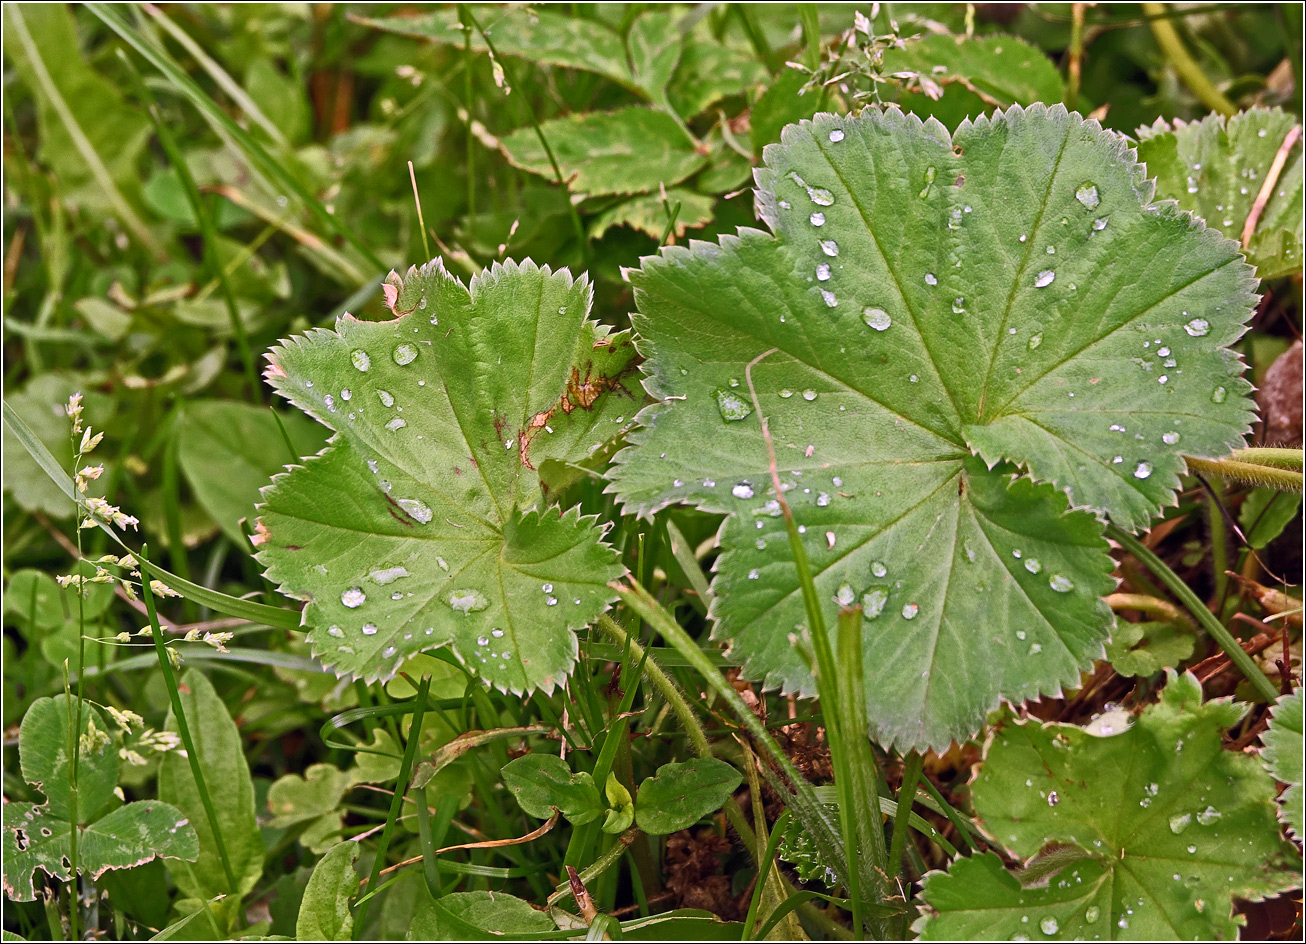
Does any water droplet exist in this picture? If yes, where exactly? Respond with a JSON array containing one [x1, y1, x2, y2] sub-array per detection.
[[779, 389, 794, 399], [1158, 375, 1168, 385], [1184, 318, 1210, 337], [436, 557, 449, 571], [871, 561, 887, 577], [816, 492, 831, 506], [324, 394, 336, 412], [1134, 461, 1153, 480], [820, 240, 839, 257], [924, 272, 938, 286], [816, 263, 831, 281], [546, 596, 558, 606], [362, 623, 378, 635], [341, 587, 366, 608], [802, 389, 818, 401], [1075, 182, 1100, 210], [397, 498, 433, 523], [1186, 845, 1197, 854], [901, 603, 919, 620], [448, 588, 489, 614], [862, 588, 889, 618], [1092, 216, 1109, 231], [1168, 812, 1193, 834], [1049, 574, 1074, 593], [1035, 270, 1055, 288], [385, 417, 407, 431], [836, 583, 856, 606], [1047, 791, 1059, 806], [732, 483, 755, 500], [1162, 432, 1180, 445], [393, 343, 418, 365], [378, 389, 395, 407], [1084, 906, 1100, 923], [351, 350, 371, 371], [952, 297, 966, 314], [1024, 558, 1043, 574], [863, 307, 891, 331], [810, 211, 825, 227], [748, 569, 760, 580], [1211, 386, 1228, 403], [369, 566, 410, 585], [715, 388, 753, 422], [1028, 333, 1043, 350], [1040, 917, 1059, 935], [382, 645, 397, 658], [328, 625, 344, 638], [918, 166, 936, 199], [1196, 806, 1222, 825], [341, 388, 352, 401], [828, 128, 845, 143]]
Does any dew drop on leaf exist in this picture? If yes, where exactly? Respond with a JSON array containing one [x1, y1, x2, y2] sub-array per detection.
[[1162, 432, 1180, 445], [369, 566, 409, 585], [1040, 916, 1059, 935], [1184, 318, 1210, 337], [925, 272, 938, 286], [732, 483, 755, 499], [802, 389, 818, 401], [1028, 333, 1043, 350], [351, 350, 371, 371], [810, 211, 826, 227], [816, 263, 832, 281], [901, 603, 919, 620], [378, 389, 395, 407], [1084, 906, 1100, 923], [829, 129, 845, 143], [448, 588, 489, 614], [1134, 461, 1153, 479], [862, 307, 892, 331], [871, 561, 888, 577], [779, 389, 794, 398], [396, 498, 433, 523], [1075, 182, 1100, 210], [1034, 270, 1055, 288], [362, 623, 378, 635], [1196, 806, 1222, 825], [341, 587, 366, 608], [1092, 216, 1109, 231], [836, 583, 856, 606], [863, 588, 889, 618], [393, 343, 418, 365], [1049, 574, 1074, 593], [1211, 386, 1227, 403], [715, 388, 753, 422], [820, 240, 839, 257], [1024, 558, 1042, 574], [385, 417, 407, 431]]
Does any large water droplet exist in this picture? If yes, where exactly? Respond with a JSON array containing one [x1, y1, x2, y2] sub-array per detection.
[[1075, 182, 1100, 210], [802, 389, 818, 401], [715, 388, 753, 422], [732, 483, 755, 500], [385, 417, 407, 431], [361, 623, 378, 635], [1035, 270, 1055, 288], [1040, 916, 1060, 935], [393, 343, 418, 365], [924, 272, 938, 286], [378, 389, 395, 407], [828, 128, 845, 143], [810, 211, 826, 227], [1134, 461, 1153, 479], [1196, 806, 1222, 825], [862, 587, 889, 619], [397, 498, 433, 523], [1024, 558, 1043, 574], [369, 566, 410, 585], [351, 350, 371, 371], [816, 263, 832, 281], [863, 307, 892, 331], [1162, 432, 1180, 445], [1028, 332, 1043, 350], [835, 583, 856, 606], [779, 389, 794, 398], [952, 297, 966, 314], [341, 587, 366, 608], [1049, 574, 1074, 593], [448, 588, 489, 614], [1084, 906, 1100, 923], [871, 561, 888, 578], [1170, 813, 1193, 833], [1092, 216, 1109, 231], [1211, 386, 1228, 403], [901, 603, 919, 620], [820, 240, 839, 257], [1184, 318, 1210, 337]]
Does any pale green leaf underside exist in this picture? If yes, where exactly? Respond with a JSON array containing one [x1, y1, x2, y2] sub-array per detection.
[[918, 673, 1298, 940], [1262, 686, 1304, 840], [259, 259, 631, 690], [609, 105, 1256, 750], [1137, 107, 1303, 280], [500, 108, 707, 197]]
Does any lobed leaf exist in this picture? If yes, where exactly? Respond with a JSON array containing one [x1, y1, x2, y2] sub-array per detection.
[[1261, 686, 1304, 840], [610, 105, 1256, 749], [258, 259, 631, 690], [1136, 107, 1303, 280], [917, 672, 1298, 939]]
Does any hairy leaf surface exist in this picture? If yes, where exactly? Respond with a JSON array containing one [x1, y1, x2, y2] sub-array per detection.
[[609, 106, 1256, 749], [1137, 107, 1303, 280], [916, 673, 1297, 940], [1262, 686, 1304, 839], [259, 260, 631, 689]]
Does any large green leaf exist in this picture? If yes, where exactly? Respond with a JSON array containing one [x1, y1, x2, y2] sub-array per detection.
[[296, 841, 359, 942], [609, 105, 1256, 750], [258, 260, 632, 689], [1136, 107, 1303, 281], [158, 670, 263, 901], [1262, 686, 1304, 840], [915, 672, 1299, 940], [2, 696, 198, 902], [501, 754, 603, 825], [634, 758, 743, 834], [500, 108, 707, 197], [408, 889, 555, 940]]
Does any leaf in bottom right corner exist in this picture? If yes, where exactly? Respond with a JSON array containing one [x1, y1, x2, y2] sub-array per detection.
[[1262, 686, 1304, 841], [916, 672, 1299, 940]]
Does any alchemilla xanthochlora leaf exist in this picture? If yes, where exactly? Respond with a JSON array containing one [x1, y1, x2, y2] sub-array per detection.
[[258, 259, 633, 690], [916, 673, 1299, 940], [609, 105, 1257, 750]]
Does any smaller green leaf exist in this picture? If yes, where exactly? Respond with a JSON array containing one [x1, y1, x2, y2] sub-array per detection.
[[625, 10, 682, 102], [19, 696, 117, 823], [408, 889, 555, 941], [266, 763, 352, 830], [634, 757, 742, 835], [1104, 621, 1196, 677], [1239, 487, 1302, 549], [668, 40, 767, 119], [1262, 687, 1304, 840], [500, 108, 707, 196], [1137, 107, 1303, 280], [296, 841, 360, 942], [501, 754, 603, 825], [589, 189, 715, 241], [602, 772, 635, 834]]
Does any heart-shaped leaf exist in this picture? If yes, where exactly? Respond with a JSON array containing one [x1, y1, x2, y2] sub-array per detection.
[[609, 105, 1256, 750], [1137, 107, 1302, 280], [634, 757, 743, 834], [501, 754, 603, 825], [915, 672, 1299, 940], [258, 259, 631, 690]]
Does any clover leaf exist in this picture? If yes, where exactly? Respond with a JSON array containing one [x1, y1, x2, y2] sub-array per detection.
[[258, 259, 631, 691], [915, 673, 1299, 940], [2, 696, 198, 901], [608, 105, 1257, 750]]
